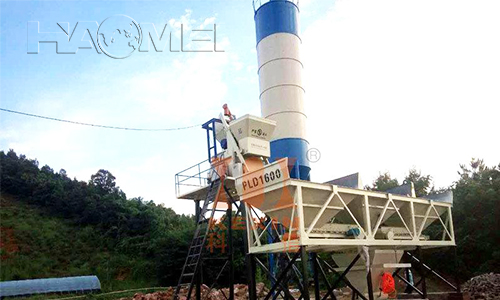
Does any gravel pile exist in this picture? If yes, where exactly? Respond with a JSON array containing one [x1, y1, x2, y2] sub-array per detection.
[[125, 283, 270, 300], [463, 273, 500, 300]]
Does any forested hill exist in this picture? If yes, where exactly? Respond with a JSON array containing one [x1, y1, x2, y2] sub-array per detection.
[[1, 149, 499, 289], [0, 149, 195, 289]]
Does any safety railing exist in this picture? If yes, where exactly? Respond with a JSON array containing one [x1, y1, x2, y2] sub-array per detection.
[[175, 159, 213, 198]]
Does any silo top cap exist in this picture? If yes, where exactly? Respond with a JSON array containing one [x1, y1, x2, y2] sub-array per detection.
[[254, 0, 300, 44], [253, 0, 299, 12]]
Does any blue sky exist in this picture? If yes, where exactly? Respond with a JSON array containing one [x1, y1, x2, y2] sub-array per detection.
[[1, 0, 499, 215]]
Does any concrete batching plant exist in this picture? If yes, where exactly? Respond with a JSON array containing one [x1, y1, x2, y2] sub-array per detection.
[[174, 1, 462, 299]]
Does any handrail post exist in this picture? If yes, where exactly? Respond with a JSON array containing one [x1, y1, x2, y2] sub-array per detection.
[[198, 163, 201, 185]]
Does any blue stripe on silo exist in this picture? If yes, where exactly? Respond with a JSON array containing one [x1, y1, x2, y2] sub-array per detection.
[[255, 0, 299, 44], [270, 138, 310, 180]]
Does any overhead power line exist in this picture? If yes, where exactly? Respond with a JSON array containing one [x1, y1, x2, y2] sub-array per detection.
[[0, 108, 202, 131]]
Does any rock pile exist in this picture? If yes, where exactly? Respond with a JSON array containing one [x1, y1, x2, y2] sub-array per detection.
[[127, 288, 173, 300], [125, 283, 270, 300], [463, 273, 500, 300]]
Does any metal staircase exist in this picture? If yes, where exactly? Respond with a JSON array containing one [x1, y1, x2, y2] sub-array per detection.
[[174, 178, 223, 300]]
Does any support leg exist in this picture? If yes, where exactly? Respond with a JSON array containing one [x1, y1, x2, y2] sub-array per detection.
[[321, 254, 362, 300], [319, 257, 368, 300], [264, 251, 301, 300], [417, 247, 427, 298], [311, 253, 321, 300], [407, 250, 458, 292], [195, 200, 201, 300], [246, 254, 257, 300], [404, 267, 413, 294], [366, 268, 374, 300], [453, 247, 461, 293], [241, 204, 257, 300], [255, 257, 294, 300], [301, 247, 311, 300], [393, 271, 424, 297], [227, 202, 234, 300], [315, 257, 336, 300]]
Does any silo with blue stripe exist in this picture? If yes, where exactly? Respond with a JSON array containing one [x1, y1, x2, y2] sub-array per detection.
[[254, 0, 310, 180]]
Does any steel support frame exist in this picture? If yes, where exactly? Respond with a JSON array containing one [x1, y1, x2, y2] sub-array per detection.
[[194, 181, 457, 300], [255, 257, 294, 300], [404, 248, 460, 295], [317, 254, 369, 300], [253, 249, 314, 300], [392, 270, 424, 298], [245, 208, 370, 300], [201, 118, 221, 162], [388, 247, 462, 299], [261, 249, 458, 300], [244, 204, 310, 300], [242, 203, 257, 300], [250, 246, 375, 300], [262, 251, 302, 300], [208, 208, 458, 300], [246, 214, 314, 300], [189, 184, 239, 300]]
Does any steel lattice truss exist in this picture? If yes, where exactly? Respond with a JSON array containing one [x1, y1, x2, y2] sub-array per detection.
[[242, 179, 455, 254]]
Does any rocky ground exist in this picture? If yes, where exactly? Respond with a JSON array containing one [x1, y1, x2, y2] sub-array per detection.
[[121, 273, 500, 300], [122, 283, 268, 300], [462, 273, 500, 300], [122, 283, 347, 300]]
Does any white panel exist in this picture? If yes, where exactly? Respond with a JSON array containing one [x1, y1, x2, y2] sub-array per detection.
[[258, 59, 303, 95], [256, 31, 308, 144], [257, 33, 302, 69], [229, 114, 276, 142], [267, 112, 307, 140], [261, 86, 305, 117]]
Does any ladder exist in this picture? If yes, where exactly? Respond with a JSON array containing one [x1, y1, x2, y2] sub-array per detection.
[[174, 178, 223, 300]]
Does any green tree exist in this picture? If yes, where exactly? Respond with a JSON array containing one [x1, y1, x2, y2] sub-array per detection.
[[368, 172, 399, 191], [452, 159, 500, 278], [90, 169, 120, 195], [403, 168, 432, 197], [0, 150, 200, 287]]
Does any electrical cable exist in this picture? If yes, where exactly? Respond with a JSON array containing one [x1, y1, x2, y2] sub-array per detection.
[[0, 108, 202, 131]]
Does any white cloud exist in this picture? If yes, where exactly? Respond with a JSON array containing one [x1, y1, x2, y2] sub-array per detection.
[[112, 154, 196, 214], [201, 17, 216, 28], [301, 0, 500, 187], [169, 9, 196, 38], [128, 50, 230, 122], [129, 11, 235, 123], [298, 0, 315, 9]]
